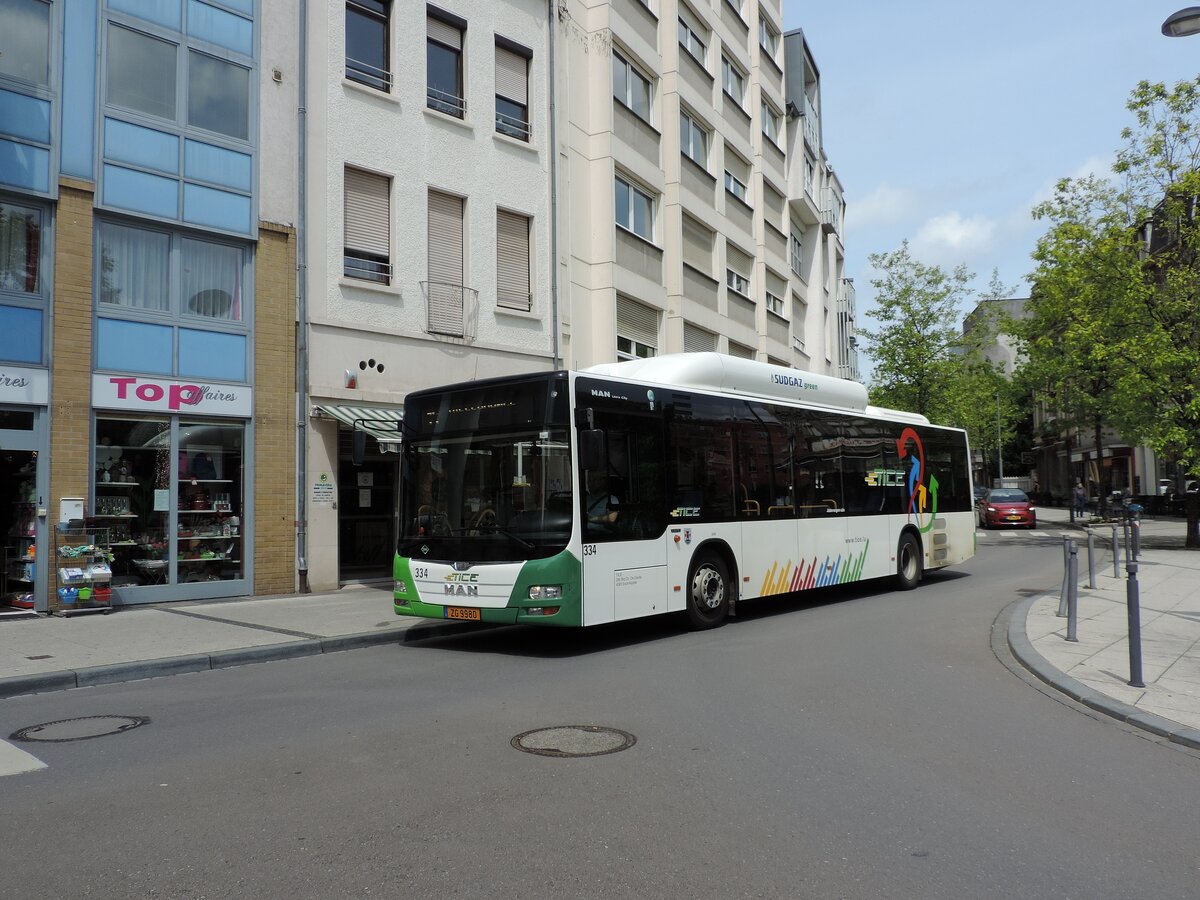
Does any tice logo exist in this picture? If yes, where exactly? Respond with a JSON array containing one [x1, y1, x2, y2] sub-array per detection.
[[444, 571, 480, 597]]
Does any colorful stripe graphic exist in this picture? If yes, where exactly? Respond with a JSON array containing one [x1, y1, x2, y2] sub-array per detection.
[[758, 541, 870, 597]]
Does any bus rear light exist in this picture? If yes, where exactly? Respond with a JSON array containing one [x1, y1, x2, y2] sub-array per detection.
[[529, 585, 563, 600], [526, 606, 560, 617]]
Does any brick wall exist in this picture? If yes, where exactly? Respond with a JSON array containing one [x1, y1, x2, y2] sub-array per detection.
[[253, 222, 297, 594], [48, 179, 96, 611]]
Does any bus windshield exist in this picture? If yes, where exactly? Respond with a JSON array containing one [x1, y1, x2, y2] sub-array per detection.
[[398, 375, 572, 561]]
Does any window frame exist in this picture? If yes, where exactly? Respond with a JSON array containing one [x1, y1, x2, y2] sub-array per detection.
[[758, 15, 779, 62], [426, 8, 466, 119], [343, 166, 393, 285], [789, 231, 803, 276], [726, 267, 750, 297], [761, 100, 782, 147], [0, 0, 52, 89], [345, 0, 392, 93], [679, 109, 709, 169], [494, 38, 532, 142], [721, 55, 746, 109], [677, 11, 707, 67], [614, 174, 656, 243], [612, 49, 653, 124], [765, 291, 784, 317]]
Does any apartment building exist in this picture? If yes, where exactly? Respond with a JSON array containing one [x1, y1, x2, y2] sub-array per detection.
[[0, 0, 297, 615], [302, 0, 556, 589], [557, 2, 853, 376]]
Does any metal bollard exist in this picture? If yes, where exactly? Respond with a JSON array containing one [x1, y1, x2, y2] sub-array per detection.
[[1111, 523, 1120, 579], [1123, 519, 1132, 570], [1066, 541, 1079, 642], [1057, 535, 1070, 617], [1126, 558, 1145, 688], [1132, 518, 1140, 560], [1086, 528, 1096, 589]]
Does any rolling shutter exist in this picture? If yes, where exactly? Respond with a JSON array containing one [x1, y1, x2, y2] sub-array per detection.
[[726, 243, 752, 279], [495, 47, 527, 104], [427, 15, 462, 49], [496, 209, 531, 310], [344, 168, 390, 258], [681, 214, 713, 274], [428, 190, 465, 335], [683, 323, 716, 352], [616, 296, 658, 348]]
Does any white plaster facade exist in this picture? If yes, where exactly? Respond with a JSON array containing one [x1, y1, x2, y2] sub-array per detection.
[[302, 0, 556, 589]]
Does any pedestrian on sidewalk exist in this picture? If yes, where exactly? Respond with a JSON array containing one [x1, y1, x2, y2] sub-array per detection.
[[1072, 479, 1087, 518]]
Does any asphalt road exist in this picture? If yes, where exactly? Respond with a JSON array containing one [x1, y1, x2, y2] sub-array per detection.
[[3, 530, 1199, 899]]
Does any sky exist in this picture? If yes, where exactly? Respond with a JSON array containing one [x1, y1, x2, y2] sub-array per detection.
[[780, 2, 1200, 375]]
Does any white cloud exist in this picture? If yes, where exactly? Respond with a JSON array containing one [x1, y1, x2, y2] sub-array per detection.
[[910, 211, 998, 268], [850, 183, 920, 230]]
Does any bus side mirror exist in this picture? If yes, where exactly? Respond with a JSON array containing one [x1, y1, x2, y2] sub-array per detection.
[[579, 429, 604, 470], [352, 430, 367, 466]]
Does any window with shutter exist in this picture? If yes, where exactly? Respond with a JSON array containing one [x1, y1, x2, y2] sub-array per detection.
[[683, 323, 716, 353], [496, 209, 531, 311], [681, 214, 713, 275], [344, 167, 391, 284], [428, 190, 465, 335], [495, 43, 530, 141], [728, 341, 755, 359], [616, 296, 658, 359], [427, 11, 465, 117], [346, 1, 391, 92]]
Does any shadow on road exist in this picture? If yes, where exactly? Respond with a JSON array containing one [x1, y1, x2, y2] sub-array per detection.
[[402, 568, 972, 659]]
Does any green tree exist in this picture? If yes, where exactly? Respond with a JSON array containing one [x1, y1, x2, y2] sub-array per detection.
[[1112, 79, 1200, 545], [859, 241, 974, 420], [1019, 175, 1137, 519]]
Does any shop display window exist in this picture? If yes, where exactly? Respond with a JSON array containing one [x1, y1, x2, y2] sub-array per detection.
[[178, 420, 243, 582], [95, 417, 171, 586], [94, 417, 245, 589]]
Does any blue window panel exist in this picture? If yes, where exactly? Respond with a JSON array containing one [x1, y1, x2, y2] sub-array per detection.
[[0, 89, 50, 144], [184, 139, 251, 191], [103, 164, 180, 219], [62, 0, 98, 178], [96, 318, 173, 374], [105, 118, 180, 175], [0, 305, 42, 364], [108, 0, 182, 30], [178, 328, 246, 382], [0, 139, 49, 192], [183, 183, 250, 234], [187, 0, 253, 56], [212, 0, 252, 16]]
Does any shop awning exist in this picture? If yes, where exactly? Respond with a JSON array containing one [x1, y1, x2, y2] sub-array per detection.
[[314, 404, 403, 451]]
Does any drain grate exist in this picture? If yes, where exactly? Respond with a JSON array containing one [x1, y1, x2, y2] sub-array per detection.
[[511, 725, 636, 758], [10, 715, 150, 743]]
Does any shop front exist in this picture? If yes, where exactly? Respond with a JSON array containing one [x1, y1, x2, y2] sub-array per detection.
[[91, 374, 253, 604], [0, 365, 49, 615]]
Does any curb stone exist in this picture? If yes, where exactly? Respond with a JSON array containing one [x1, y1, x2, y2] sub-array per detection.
[[1005, 595, 1200, 752], [0, 619, 491, 701]]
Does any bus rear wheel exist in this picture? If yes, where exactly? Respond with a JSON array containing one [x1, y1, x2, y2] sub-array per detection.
[[686, 553, 730, 629], [896, 532, 922, 590]]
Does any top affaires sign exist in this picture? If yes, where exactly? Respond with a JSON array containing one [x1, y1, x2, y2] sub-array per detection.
[[91, 374, 252, 417], [0, 365, 49, 406]]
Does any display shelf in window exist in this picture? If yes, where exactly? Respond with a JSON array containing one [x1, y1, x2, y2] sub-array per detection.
[[52, 523, 113, 616]]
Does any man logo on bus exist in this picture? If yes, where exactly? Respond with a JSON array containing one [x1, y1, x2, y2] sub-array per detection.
[[896, 427, 938, 534]]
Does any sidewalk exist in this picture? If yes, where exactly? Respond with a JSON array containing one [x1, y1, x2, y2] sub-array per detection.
[[0, 586, 468, 701], [1009, 505, 1200, 751]]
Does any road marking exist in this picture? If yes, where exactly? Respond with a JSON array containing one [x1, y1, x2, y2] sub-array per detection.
[[0, 738, 47, 777]]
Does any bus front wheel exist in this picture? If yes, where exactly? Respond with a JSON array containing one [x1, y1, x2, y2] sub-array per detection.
[[896, 533, 922, 591], [686, 553, 730, 629]]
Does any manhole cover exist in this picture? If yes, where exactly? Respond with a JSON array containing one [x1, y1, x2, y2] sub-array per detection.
[[511, 725, 636, 758], [10, 715, 150, 743]]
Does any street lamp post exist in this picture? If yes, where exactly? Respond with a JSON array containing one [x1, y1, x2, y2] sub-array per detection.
[[1163, 7, 1200, 36]]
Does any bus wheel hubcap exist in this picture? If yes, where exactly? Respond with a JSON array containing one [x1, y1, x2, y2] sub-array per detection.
[[693, 567, 724, 609]]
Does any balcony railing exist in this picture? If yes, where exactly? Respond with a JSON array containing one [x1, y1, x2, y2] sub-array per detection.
[[346, 57, 392, 92], [801, 94, 819, 149], [496, 109, 532, 142], [421, 280, 478, 340], [427, 87, 466, 118]]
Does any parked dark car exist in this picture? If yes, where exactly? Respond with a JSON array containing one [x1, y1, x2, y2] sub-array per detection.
[[976, 488, 1036, 529]]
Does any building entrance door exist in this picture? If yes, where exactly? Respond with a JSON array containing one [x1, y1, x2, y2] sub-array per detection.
[[337, 430, 398, 583], [0, 406, 45, 613]]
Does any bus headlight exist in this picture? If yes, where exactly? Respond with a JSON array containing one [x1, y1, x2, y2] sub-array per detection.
[[528, 585, 563, 600]]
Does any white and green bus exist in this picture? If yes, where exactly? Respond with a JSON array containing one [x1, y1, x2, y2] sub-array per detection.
[[393, 353, 974, 629]]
